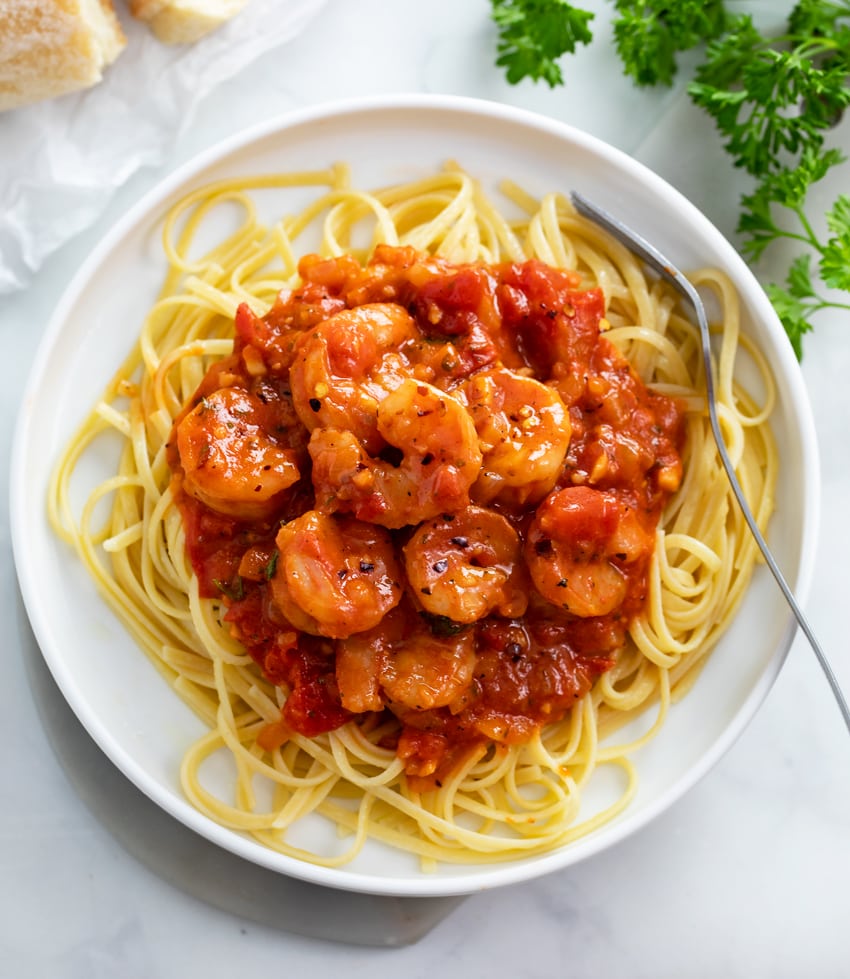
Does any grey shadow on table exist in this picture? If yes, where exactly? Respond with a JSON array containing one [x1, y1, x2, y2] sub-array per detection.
[[16, 591, 465, 946]]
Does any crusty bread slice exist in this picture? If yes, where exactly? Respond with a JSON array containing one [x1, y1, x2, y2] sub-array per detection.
[[0, 0, 126, 111], [129, 0, 249, 44]]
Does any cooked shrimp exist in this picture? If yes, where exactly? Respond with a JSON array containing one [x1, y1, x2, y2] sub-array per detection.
[[381, 626, 477, 713], [270, 510, 403, 639], [309, 378, 483, 529], [525, 485, 652, 618], [403, 506, 527, 623], [460, 367, 570, 506], [175, 386, 301, 520], [289, 302, 421, 452], [334, 606, 405, 713], [335, 631, 387, 713], [335, 604, 478, 716]]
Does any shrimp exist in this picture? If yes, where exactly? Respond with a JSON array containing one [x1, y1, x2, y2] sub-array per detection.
[[334, 605, 404, 713], [175, 385, 301, 520], [335, 605, 477, 715], [525, 485, 652, 618], [459, 367, 570, 506], [403, 506, 527, 624], [335, 630, 387, 713], [381, 625, 477, 713], [309, 378, 483, 529], [270, 510, 403, 639], [288, 302, 421, 452]]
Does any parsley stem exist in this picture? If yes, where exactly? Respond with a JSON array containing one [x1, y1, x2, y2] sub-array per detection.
[[489, 0, 850, 357], [817, 300, 850, 312], [792, 206, 824, 253]]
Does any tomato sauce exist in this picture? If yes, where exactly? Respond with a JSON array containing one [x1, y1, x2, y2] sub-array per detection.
[[168, 245, 684, 789]]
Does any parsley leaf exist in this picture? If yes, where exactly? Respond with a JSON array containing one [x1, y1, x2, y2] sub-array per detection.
[[820, 194, 850, 291], [786, 253, 817, 301], [765, 278, 815, 361], [690, 17, 850, 177], [213, 576, 245, 602], [764, 246, 850, 361], [688, 3, 850, 356], [488, 0, 850, 357], [789, 0, 850, 45], [264, 551, 279, 580], [490, 0, 594, 87], [420, 611, 468, 637], [612, 0, 728, 86], [738, 146, 846, 262], [737, 184, 787, 263]]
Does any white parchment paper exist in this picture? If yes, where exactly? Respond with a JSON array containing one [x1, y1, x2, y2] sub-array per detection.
[[0, 0, 327, 293]]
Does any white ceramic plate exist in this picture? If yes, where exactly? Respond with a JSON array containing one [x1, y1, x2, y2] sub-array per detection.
[[11, 94, 819, 897]]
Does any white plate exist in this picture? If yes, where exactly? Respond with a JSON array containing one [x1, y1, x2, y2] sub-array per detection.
[[11, 94, 819, 897]]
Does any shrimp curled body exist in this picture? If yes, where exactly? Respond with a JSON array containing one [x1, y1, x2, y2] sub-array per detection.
[[404, 506, 527, 624], [309, 378, 483, 529], [382, 628, 477, 713], [461, 367, 570, 506], [270, 510, 403, 639], [175, 386, 301, 520], [525, 485, 652, 618], [289, 303, 421, 452], [335, 611, 477, 716]]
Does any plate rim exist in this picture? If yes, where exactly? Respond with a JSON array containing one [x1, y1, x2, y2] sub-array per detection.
[[10, 92, 821, 897]]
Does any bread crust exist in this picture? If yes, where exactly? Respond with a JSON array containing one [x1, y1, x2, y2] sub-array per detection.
[[128, 0, 168, 22], [0, 0, 250, 111], [130, 0, 250, 44], [0, 0, 126, 111]]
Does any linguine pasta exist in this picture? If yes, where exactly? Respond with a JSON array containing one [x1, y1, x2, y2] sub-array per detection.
[[48, 163, 777, 869]]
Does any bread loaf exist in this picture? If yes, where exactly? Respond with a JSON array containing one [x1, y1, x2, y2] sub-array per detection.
[[0, 0, 126, 111], [129, 0, 250, 44], [0, 0, 250, 112]]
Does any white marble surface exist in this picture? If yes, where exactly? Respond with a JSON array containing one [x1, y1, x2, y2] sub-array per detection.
[[3, 0, 849, 975]]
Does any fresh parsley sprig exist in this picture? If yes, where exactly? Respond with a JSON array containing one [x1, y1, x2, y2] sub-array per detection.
[[611, 0, 728, 87], [490, 0, 595, 87], [489, 0, 850, 359], [688, 5, 850, 357], [761, 197, 850, 358]]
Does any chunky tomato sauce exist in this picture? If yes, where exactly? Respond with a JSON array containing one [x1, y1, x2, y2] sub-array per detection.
[[167, 245, 684, 789]]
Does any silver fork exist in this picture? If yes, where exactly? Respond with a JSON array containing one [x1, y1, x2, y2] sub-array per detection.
[[571, 191, 850, 734]]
